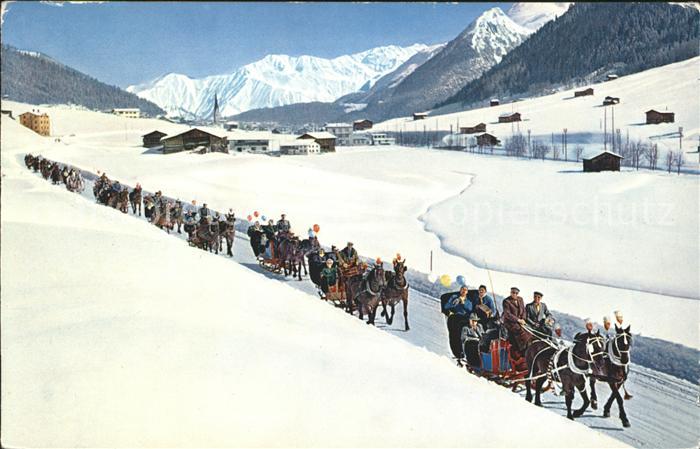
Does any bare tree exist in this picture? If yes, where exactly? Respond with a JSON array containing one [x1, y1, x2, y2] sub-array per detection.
[[673, 150, 685, 174], [666, 150, 674, 173], [575, 145, 584, 161], [532, 140, 549, 160], [645, 143, 659, 170], [505, 132, 527, 157]]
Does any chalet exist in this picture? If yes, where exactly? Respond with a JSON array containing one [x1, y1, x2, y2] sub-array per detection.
[[142, 130, 167, 148], [603, 96, 620, 106], [229, 139, 274, 154], [19, 111, 51, 136], [353, 119, 373, 131], [490, 99, 500, 107], [645, 109, 675, 124], [459, 123, 486, 134], [498, 112, 521, 123], [160, 128, 228, 154], [350, 131, 372, 146], [583, 150, 623, 172], [475, 133, 500, 147], [574, 88, 594, 97], [413, 112, 429, 121], [298, 131, 336, 152]]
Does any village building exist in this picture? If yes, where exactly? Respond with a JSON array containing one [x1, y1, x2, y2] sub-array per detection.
[[280, 140, 321, 156], [19, 111, 51, 136], [645, 109, 675, 124], [350, 132, 372, 146], [142, 130, 167, 148], [353, 119, 373, 131], [583, 150, 623, 172], [475, 133, 500, 147], [574, 87, 594, 97], [324, 123, 353, 146], [298, 131, 336, 152], [160, 128, 228, 154], [229, 139, 275, 154], [111, 108, 140, 119], [498, 112, 521, 123], [224, 121, 239, 131], [603, 96, 620, 106], [413, 112, 429, 121], [606, 74, 619, 81], [368, 132, 396, 145], [490, 99, 500, 107], [459, 123, 486, 134]]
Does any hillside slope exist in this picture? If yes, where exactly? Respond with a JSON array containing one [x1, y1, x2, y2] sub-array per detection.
[[0, 45, 164, 116], [0, 116, 624, 448]]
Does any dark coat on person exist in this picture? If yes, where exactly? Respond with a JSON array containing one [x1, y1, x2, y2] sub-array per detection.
[[443, 294, 473, 316], [338, 246, 358, 265], [502, 295, 530, 356], [247, 225, 265, 256], [526, 301, 552, 331], [276, 219, 291, 233]]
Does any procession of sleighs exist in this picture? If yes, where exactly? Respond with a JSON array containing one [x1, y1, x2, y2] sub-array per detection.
[[24, 154, 635, 429]]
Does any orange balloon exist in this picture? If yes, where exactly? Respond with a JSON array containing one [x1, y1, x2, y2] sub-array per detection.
[[313, 224, 320, 233], [254, 211, 259, 217]]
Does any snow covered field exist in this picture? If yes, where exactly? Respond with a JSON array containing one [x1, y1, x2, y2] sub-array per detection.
[[2, 99, 697, 350], [1, 117, 627, 447], [376, 57, 700, 166]]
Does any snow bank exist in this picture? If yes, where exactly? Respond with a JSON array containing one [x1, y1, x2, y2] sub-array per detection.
[[1, 120, 624, 448]]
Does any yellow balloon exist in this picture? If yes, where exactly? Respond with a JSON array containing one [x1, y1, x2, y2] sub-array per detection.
[[439, 274, 452, 287]]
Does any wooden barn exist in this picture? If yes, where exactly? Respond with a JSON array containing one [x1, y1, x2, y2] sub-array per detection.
[[460, 123, 486, 134], [413, 112, 429, 120], [490, 99, 500, 107], [160, 128, 228, 154], [645, 109, 675, 124], [475, 133, 500, 147], [582, 151, 623, 172], [142, 130, 167, 148], [574, 88, 594, 97], [353, 119, 373, 131], [298, 131, 336, 152], [603, 96, 620, 106], [498, 112, 521, 123]]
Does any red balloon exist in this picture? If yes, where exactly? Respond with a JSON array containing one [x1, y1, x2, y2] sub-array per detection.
[[254, 211, 259, 217], [247, 215, 253, 221], [313, 224, 320, 233]]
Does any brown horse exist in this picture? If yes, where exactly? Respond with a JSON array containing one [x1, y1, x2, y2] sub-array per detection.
[[219, 218, 236, 257], [346, 264, 387, 325], [380, 259, 410, 331], [592, 325, 633, 428], [153, 201, 174, 233], [116, 190, 129, 213], [129, 186, 142, 216], [278, 235, 307, 280], [191, 220, 220, 254]]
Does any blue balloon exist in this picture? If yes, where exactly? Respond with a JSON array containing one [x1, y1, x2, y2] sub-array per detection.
[[261, 215, 267, 221], [456, 275, 466, 286]]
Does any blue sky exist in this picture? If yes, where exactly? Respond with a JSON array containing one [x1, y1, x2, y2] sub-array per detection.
[[2, 2, 511, 88]]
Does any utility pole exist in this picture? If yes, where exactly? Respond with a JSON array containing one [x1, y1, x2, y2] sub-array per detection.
[[527, 129, 531, 158], [563, 128, 568, 161], [611, 106, 615, 152], [604, 107, 607, 151]]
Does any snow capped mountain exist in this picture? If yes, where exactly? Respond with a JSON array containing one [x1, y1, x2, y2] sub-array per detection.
[[507, 2, 572, 31], [347, 7, 531, 120], [127, 44, 429, 118]]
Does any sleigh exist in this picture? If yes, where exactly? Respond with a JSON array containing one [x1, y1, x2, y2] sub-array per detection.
[[320, 281, 347, 306], [259, 240, 283, 273]]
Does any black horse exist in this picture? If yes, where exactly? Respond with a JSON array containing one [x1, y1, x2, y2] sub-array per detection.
[[525, 331, 606, 420], [592, 325, 633, 428], [380, 259, 410, 331]]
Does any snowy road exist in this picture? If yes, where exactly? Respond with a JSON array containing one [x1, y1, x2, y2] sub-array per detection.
[[62, 170, 698, 449]]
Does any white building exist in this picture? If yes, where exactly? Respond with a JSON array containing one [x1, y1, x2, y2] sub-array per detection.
[[350, 131, 372, 146], [324, 123, 352, 146], [112, 108, 140, 119], [368, 132, 396, 145], [280, 140, 321, 155], [229, 139, 278, 154]]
